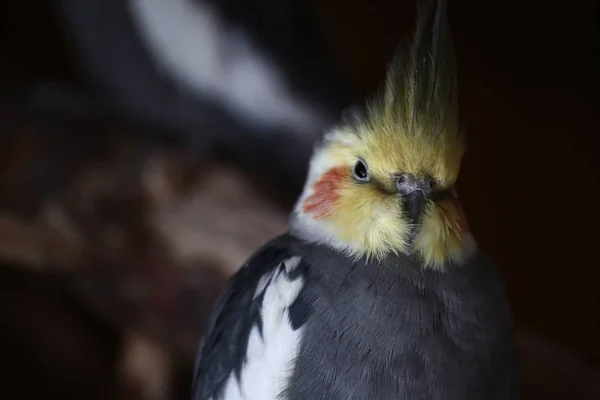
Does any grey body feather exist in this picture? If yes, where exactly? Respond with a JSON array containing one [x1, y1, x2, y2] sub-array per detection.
[[284, 237, 518, 400], [192, 234, 518, 399]]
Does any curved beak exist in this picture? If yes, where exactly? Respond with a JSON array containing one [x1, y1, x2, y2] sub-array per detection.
[[404, 191, 426, 223], [395, 173, 432, 223]]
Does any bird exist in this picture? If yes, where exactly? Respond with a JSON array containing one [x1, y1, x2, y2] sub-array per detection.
[[190, 0, 519, 398]]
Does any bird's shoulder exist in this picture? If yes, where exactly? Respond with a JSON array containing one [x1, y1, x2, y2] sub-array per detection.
[[191, 233, 310, 400]]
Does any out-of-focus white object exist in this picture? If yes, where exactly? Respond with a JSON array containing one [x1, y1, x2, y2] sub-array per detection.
[[46, 0, 351, 197], [129, 0, 329, 134]]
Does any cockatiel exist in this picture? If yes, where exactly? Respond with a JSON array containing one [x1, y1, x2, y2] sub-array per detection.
[[191, 0, 518, 399]]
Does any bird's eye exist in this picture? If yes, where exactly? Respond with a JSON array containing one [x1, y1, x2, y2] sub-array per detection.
[[353, 159, 369, 182]]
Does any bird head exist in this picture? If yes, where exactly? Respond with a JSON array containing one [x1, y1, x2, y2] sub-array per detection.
[[290, 0, 475, 268]]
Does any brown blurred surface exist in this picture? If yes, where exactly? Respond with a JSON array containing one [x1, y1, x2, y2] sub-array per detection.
[[0, 104, 289, 398], [1, 0, 599, 399]]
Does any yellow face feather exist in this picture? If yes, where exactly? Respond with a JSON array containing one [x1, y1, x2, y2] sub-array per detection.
[[291, 0, 475, 268], [298, 121, 470, 268]]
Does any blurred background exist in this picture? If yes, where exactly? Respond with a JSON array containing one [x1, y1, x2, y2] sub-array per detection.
[[0, 0, 598, 398]]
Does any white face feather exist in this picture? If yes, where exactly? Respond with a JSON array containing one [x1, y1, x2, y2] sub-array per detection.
[[216, 256, 305, 400], [128, 0, 329, 134]]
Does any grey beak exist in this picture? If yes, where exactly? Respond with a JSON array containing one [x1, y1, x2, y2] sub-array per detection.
[[396, 173, 433, 223]]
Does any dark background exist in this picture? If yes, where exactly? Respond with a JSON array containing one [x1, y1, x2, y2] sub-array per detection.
[[1, 0, 599, 398]]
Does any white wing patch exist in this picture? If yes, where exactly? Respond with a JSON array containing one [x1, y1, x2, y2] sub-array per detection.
[[219, 256, 305, 400], [128, 0, 327, 134]]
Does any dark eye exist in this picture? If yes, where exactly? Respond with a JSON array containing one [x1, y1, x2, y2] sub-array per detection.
[[353, 159, 369, 182]]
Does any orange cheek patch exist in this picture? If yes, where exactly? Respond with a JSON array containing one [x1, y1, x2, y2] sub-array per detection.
[[451, 194, 470, 233], [302, 166, 347, 219]]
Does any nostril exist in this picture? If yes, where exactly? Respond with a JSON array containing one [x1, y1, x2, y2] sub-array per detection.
[[397, 175, 406, 184]]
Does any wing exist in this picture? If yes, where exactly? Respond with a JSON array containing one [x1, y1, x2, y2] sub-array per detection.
[[191, 234, 310, 400]]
